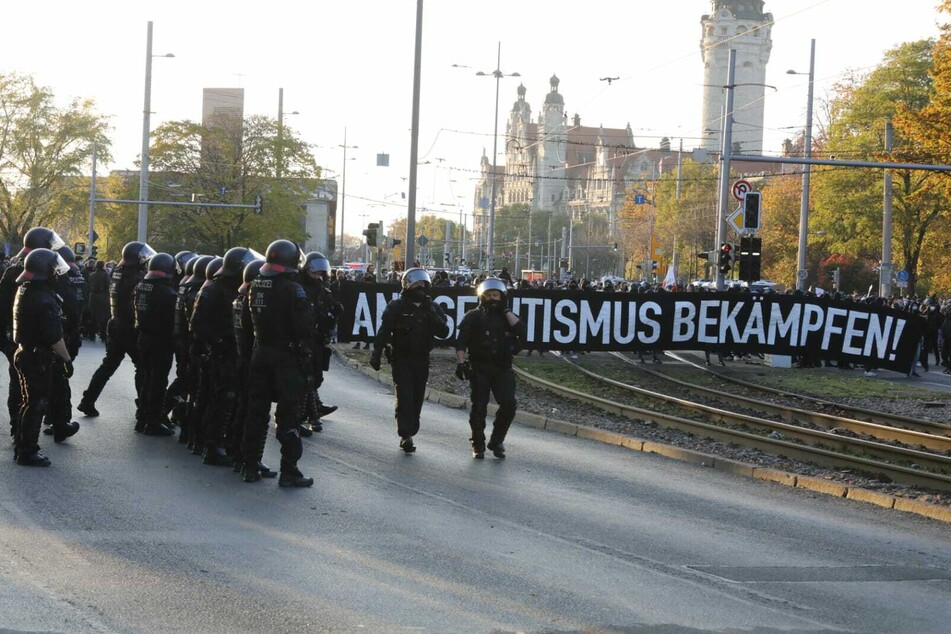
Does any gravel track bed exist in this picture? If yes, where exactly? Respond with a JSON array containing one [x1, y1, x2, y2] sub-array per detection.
[[339, 348, 950, 508], [573, 357, 951, 456], [663, 351, 951, 425]]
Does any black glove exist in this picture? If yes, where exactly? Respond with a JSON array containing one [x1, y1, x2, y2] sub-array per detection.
[[63, 360, 74, 379], [455, 361, 470, 381], [369, 351, 382, 371]]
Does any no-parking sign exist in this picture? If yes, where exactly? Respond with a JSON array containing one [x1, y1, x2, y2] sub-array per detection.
[[732, 180, 752, 201]]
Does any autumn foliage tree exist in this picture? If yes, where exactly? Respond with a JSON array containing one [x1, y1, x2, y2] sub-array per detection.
[[0, 73, 110, 247]]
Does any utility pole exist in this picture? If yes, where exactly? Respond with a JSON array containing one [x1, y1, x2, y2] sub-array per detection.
[[672, 139, 683, 284], [715, 49, 737, 291], [405, 0, 424, 266], [795, 39, 816, 291], [881, 120, 894, 297], [560, 225, 568, 280]]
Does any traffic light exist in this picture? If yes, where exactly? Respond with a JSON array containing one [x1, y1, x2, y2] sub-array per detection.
[[831, 267, 841, 290], [91, 245, 99, 259], [363, 222, 380, 247], [738, 237, 762, 282], [743, 192, 761, 230], [385, 236, 402, 249], [718, 243, 735, 275], [613, 242, 619, 251]]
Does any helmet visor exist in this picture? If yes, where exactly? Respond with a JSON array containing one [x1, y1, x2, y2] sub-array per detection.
[[53, 253, 70, 277], [137, 244, 157, 264], [48, 231, 66, 252]]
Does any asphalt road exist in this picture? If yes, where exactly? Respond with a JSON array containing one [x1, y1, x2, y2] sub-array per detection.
[[0, 340, 949, 633]]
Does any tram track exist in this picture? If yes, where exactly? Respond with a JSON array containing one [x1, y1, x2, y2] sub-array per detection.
[[662, 351, 950, 436], [512, 354, 951, 493]]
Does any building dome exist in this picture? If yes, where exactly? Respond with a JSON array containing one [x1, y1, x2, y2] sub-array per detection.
[[544, 74, 564, 105]]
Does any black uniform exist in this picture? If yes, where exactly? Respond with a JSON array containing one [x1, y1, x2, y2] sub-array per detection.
[[57, 267, 87, 359], [81, 263, 145, 418], [12, 280, 71, 460], [242, 273, 314, 476], [134, 277, 177, 432], [300, 277, 342, 429], [87, 267, 111, 340], [0, 257, 26, 434], [232, 281, 256, 465], [374, 293, 450, 441], [191, 275, 241, 462], [456, 304, 524, 453], [167, 274, 202, 439]]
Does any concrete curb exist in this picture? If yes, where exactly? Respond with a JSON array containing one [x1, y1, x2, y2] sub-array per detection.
[[334, 350, 950, 525]]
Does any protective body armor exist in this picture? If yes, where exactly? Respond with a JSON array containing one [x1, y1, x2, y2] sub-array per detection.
[[248, 274, 313, 348], [134, 278, 178, 336], [13, 282, 64, 348], [109, 264, 144, 325]]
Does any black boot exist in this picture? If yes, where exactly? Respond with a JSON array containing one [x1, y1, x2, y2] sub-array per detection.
[[143, 422, 174, 437], [486, 439, 506, 459], [399, 436, 416, 453], [242, 462, 261, 483], [316, 404, 337, 417], [278, 467, 314, 488], [53, 421, 80, 443], [77, 400, 99, 417], [258, 461, 277, 478], [203, 446, 233, 466], [16, 451, 51, 467]]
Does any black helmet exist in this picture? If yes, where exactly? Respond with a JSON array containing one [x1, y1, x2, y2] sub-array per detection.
[[401, 267, 431, 290], [217, 247, 264, 278], [243, 259, 266, 285], [121, 241, 157, 267], [16, 248, 69, 284], [23, 227, 66, 253], [260, 239, 301, 277], [145, 253, 176, 280], [302, 252, 331, 276], [186, 255, 214, 285], [204, 256, 224, 281], [174, 251, 198, 276], [476, 277, 507, 302], [55, 245, 80, 273], [182, 254, 201, 280]]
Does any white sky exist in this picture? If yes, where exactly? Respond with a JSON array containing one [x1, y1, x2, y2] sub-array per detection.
[[1, 1, 942, 239]]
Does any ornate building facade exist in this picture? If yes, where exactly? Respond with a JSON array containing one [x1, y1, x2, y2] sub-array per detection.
[[473, 76, 662, 243]]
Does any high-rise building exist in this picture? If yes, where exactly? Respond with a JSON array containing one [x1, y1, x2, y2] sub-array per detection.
[[700, 0, 773, 154], [201, 88, 244, 129]]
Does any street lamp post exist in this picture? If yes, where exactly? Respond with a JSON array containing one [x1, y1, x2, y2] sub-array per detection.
[[473, 43, 519, 272], [338, 128, 358, 262], [788, 39, 816, 291], [276, 87, 299, 179], [138, 21, 174, 243]]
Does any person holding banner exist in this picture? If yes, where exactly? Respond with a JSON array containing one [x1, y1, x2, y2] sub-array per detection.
[[455, 277, 525, 459], [369, 268, 449, 453]]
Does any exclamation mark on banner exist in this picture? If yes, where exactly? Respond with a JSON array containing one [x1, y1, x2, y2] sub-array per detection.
[[889, 319, 906, 361]]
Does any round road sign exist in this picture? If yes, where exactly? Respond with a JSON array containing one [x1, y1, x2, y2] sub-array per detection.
[[797, 269, 808, 280], [896, 269, 909, 283], [732, 180, 752, 201]]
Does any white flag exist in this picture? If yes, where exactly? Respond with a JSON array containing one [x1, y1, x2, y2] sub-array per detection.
[[662, 264, 676, 289]]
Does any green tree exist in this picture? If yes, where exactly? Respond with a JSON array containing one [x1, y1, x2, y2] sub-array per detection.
[[0, 72, 110, 246], [145, 115, 320, 254], [812, 39, 942, 295]]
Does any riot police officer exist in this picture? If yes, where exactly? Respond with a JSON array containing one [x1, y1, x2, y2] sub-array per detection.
[[231, 259, 276, 479], [186, 256, 223, 454], [299, 252, 342, 434], [241, 240, 315, 486], [41, 245, 87, 439], [192, 247, 261, 465], [78, 241, 156, 421], [168, 255, 208, 444], [455, 277, 525, 459], [0, 227, 66, 438], [133, 253, 178, 436], [370, 268, 450, 453], [161, 251, 197, 424], [12, 249, 79, 465], [87, 260, 111, 341]]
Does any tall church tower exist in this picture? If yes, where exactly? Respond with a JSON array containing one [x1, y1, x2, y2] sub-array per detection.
[[700, 0, 772, 154], [537, 74, 567, 211]]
